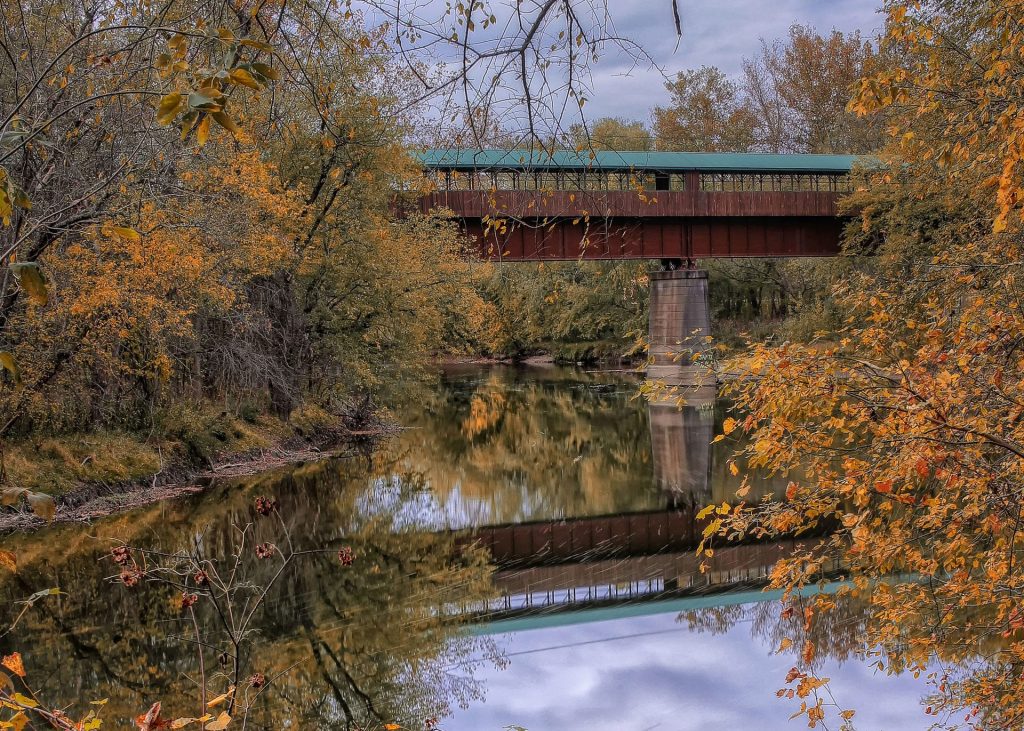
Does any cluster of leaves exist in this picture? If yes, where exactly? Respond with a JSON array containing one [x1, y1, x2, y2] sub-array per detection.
[[0, 0, 503, 466], [704, 1, 1024, 727]]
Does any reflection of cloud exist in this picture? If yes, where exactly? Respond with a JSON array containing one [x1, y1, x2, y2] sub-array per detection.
[[582, 0, 883, 121], [449, 604, 929, 731]]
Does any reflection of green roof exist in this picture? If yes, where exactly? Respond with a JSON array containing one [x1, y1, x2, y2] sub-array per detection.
[[469, 581, 851, 636], [418, 148, 859, 173]]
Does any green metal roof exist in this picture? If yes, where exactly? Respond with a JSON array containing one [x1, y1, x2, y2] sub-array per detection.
[[418, 148, 858, 173]]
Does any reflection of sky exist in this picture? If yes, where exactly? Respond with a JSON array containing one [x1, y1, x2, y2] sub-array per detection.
[[448, 602, 930, 731]]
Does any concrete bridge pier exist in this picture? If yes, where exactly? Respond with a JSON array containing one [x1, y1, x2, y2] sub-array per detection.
[[647, 268, 715, 388]]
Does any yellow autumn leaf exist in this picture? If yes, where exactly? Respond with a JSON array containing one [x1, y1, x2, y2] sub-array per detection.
[[228, 68, 262, 90], [204, 711, 231, 730], [197, 115, 212, 147], [10, 693, 36, 709], [206, 686, 234, 708], [722, 417, 738, 435], [111, 226, 141, 242], [0, 352, 21, 387], [156, 92, 183, 125], [210, 112, 239, 135]]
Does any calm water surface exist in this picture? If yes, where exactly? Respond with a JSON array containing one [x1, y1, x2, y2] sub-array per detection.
[[0, 365, 931, 729]]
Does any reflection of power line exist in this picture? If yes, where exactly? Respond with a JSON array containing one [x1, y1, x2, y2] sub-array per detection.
[[440, 618, 757, 671]]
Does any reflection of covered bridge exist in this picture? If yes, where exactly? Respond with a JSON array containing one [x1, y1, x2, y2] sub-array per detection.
[[454, 510, 832, 621], [418, 149, 861, 387]]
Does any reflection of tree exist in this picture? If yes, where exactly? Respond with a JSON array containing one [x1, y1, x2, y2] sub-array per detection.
[[680, 590, 871, 671], [387, 366, 664, 524], [386, 366, 792, 527], [0, 451, 498, 728]]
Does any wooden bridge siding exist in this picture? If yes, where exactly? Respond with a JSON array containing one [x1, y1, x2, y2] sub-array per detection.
[[492, 539, 805, 596], [466, 217, 843, 260], [422, 190, 840, 218]]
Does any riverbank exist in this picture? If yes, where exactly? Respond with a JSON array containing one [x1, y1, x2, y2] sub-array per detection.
[[0, 402, 395, 532]]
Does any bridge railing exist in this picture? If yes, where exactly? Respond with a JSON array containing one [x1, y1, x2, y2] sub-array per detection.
[[700, 172, 853, 193], [423, 168, 851, 194]]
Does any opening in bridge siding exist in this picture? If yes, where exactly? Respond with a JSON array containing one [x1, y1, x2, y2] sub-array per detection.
[[699, 172, 854, 193], [424, 168, 851, 193]]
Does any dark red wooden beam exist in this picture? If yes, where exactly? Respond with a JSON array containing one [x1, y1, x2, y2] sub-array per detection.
[[419, 189, 848, 260], [460, 217, 844, 260]]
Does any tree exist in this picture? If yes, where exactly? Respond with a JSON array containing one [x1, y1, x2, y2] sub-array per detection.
[[653, 66, 757, 152], [742, 24, 880, 154], [571, 116, 653, 151], [706, 2, 1024, 728]]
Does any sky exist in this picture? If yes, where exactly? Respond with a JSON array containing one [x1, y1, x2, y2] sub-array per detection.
[[581, 0, 885, 121]]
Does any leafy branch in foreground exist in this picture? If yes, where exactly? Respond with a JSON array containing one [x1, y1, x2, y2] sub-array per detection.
[[700, 2, 1024, 728]]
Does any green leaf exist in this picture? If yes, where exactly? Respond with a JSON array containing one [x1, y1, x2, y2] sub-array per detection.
[[188, 90, 223, 112], [0, 351, 21, 387], [9, 262, 47, 306]]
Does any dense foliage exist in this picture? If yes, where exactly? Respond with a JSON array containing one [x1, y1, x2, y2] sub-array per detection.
[[709, 1, 1024, 727], [0, 0, 497, 445]]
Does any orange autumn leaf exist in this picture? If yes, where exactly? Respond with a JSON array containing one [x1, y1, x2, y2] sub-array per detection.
[[1, 652, 25, 678], [915, 457, 929, 479], [801, 641, 815, 665]]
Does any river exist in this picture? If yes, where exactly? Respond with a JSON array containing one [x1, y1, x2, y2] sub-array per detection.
[[0, 365, 933, 730]]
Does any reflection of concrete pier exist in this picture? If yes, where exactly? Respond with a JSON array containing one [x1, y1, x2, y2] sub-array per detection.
[[648, 388, 715, 508]]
